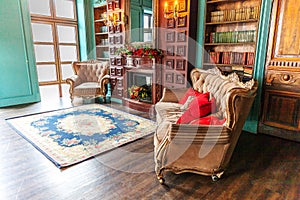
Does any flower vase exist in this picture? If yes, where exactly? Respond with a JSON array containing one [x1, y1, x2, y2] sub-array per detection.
[[126, 55, 134, 67]]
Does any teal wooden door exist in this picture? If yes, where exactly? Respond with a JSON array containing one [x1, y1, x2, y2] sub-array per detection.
[[130, 4, 143, 42], [0, 0, 40, 107]]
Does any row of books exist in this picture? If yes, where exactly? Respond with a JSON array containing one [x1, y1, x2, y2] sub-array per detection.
[[209, 30, 256, 43], [210, 6, 260, 23], [208, 51, 255, 66]]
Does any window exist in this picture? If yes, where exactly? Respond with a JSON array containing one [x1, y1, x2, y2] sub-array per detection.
[[29, 0, 79, 97], [143, 10, 153, 42]]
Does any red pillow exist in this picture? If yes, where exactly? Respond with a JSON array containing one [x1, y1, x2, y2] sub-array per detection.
[[176, 92, 215, 124], [190, 116, 226, 125], [178, 88, 202, 104]]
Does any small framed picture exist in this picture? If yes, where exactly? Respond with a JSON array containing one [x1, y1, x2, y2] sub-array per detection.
[[166, 32, 175, 42], [107, 1, 114, 10], [115, 24, 122, 33], [109, 36, 115, 45], [114, 12, 121, 22], [176, 74, 185, 84], [115, 35, 122, 44], [179, 1, 187, 12], [176, 60, 186, 70], [116, 57, 124, 66], [114, 0, 120, 9], [165, 59, 174, 70], [165, 73, 174, 83], [177, 16, 187, 27], [177, 45, 186, 56], [109, 25, 115, 33], [167, 18, 175, 28], [110, 47, 115, 55], [166, 46, 174, 56], [110, 57, 116, 66], [177, 31, 186, 42]]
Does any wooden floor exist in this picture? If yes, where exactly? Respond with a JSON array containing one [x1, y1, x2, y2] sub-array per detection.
[[0, 88, 300, 199]]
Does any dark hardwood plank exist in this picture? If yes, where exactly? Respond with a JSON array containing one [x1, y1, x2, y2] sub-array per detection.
[[0, 92, 299, 199]]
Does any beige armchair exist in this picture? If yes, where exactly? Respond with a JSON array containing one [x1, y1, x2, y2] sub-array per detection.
[[66, 60, 110, 102], [154, 68, 258, 184]]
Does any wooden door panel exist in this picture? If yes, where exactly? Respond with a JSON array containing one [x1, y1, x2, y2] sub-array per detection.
[[263, 91, 300, 131], [274, 0, 300, 58]]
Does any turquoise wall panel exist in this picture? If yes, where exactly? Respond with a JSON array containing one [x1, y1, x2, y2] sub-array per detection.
[[0, 0, 40, 107]]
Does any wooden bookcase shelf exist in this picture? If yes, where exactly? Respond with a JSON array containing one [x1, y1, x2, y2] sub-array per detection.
[[94, 4, 109, 61], [205, 19, 258, 25], [203, 0, 261, 80], [204, 42, 256, 46]]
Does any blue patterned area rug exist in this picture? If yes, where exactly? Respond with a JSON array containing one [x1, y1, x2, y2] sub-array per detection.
[[6, 104, 156, 168]]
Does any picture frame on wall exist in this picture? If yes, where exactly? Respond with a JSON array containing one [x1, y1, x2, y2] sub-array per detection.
[[179, 1, 187, 12], [110, 47, 115, 55], [110, 57, 116, 66], [109, 25, 114, 33], [165, 73, 174, 83], [166, 46, 174, 56], [177, 16, 187, 27], [114, 0, 120, 9], [165, 59, 174, 70], [166, 32, 175, 42], [115, 35, 123, 44], [177, 31, 186, 42], [177, 45, 186, 57], [115, 24, 122, 33], [114, 12, 121, 22], [109, 36, 115, 45], [167, 18, 175, 28], [107, 1, 114, 10], [176, 60, 186, 70], [176, 74, 185, 84]]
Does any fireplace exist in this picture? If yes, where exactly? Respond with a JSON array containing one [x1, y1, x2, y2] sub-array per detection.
[[123, 66, 162, 113], [127, 72, 153, 103]]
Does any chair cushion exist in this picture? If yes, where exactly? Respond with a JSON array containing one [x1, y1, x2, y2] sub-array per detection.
[[178, 88, 202, 104], [73, 82, 101, 96], [75, 82, 100, 89], [189, 116, 226, 125], [176, 92, 215, 124]]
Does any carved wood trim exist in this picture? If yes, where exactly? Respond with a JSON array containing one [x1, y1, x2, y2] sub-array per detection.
[[265, 70, 300, 86]]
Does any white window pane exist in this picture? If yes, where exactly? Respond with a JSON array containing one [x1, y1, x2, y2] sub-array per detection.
[[55, 0, 75, 19], [28, 0, 51, 16], [61, 64, 74, 80], [37, 65, 57, 82], [59, 45, 77, 62], [34, 45, 55, 62], [32, 23, 53, 42], [144, 33, 152, 42], [57, 25, 76, 43]]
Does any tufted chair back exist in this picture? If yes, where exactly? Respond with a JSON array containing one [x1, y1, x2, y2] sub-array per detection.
[[74, 61, 109, 82], [190, 68, 256, 128]]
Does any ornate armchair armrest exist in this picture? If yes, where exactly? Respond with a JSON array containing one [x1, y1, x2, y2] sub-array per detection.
[[66, 75, 81, 87], [99, 74, 111, 95], [168, 124, 231, 144], [160, 88, 189, 103]]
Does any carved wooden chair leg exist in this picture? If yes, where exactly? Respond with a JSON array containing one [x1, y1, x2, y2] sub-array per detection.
[[156, 170, 165, 184], [211, 171, 224, 182]]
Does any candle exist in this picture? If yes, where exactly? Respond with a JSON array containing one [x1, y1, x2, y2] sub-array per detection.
[[164, 2, 168, 18], [174, 0, 178, 12], [174, 0, 178, 19]]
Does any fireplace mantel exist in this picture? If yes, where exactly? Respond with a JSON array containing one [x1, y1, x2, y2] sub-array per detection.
[[122, 62, 162, 113]]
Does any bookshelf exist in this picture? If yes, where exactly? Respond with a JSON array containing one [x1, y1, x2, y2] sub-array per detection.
[[94, 4, 109, 61], [204, 0, 261, 81]]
